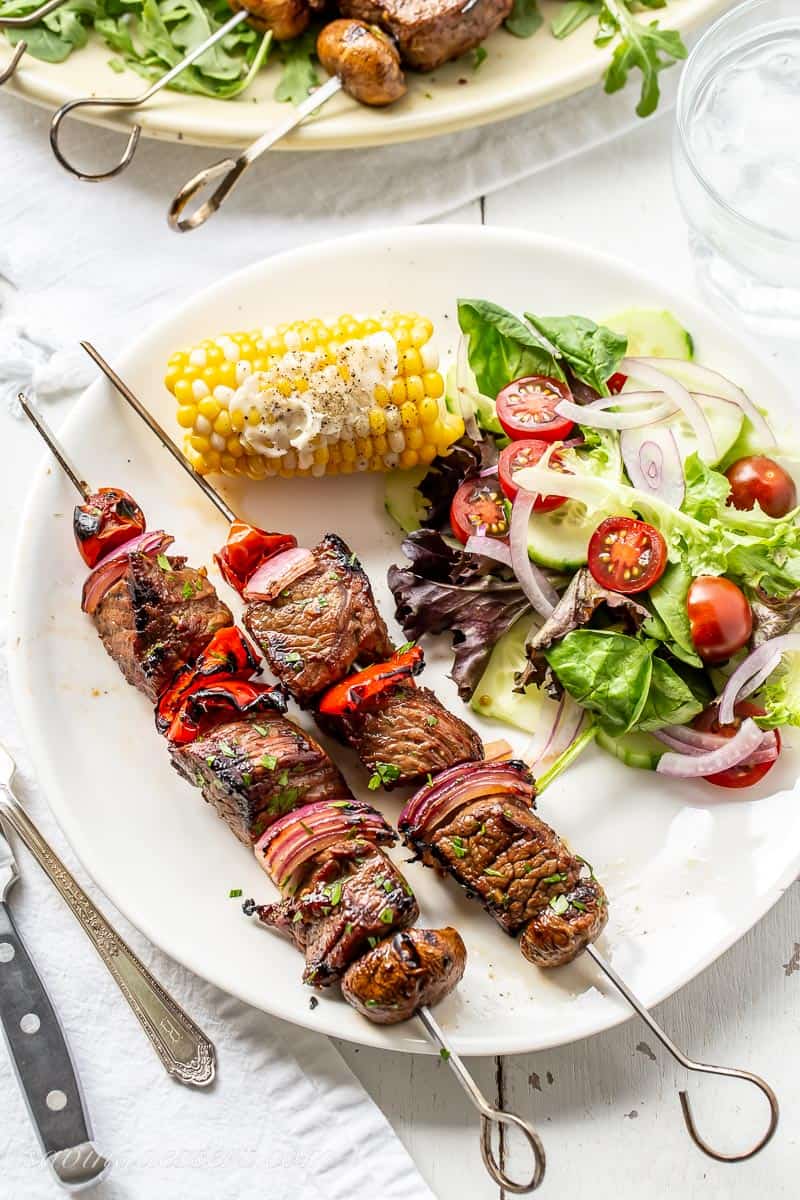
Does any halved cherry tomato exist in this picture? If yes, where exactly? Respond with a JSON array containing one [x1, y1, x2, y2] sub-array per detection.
[[607, 372, 628, 395], [73, 487, 146, 568], [587, 516, 667, 594], [495, 376, 575, 442], [497, 439, 569, 512], [725, 455, 797, 519], [693, 700, 780, 788], [450, 479, 509, 544], [686, 575, 752, 664]]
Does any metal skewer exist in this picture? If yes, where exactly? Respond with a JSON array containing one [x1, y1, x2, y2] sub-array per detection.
[[49, 9, 253, 181], [83, 342, 782, 1165], [22, 380, 547, 1194], [0, 0, 69, 84]]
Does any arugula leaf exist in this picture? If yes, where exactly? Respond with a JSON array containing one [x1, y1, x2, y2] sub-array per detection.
[[648, 562, 702, 667], [504, 0, 543, 38], [457, 299, 563, 399], [472, 45, 488, 69], [598, 0, 687, 118], [274, 29, 318, 104], [524, 313, 627, 396], [551, 0, 601, 39], [544, 630, 654, 735]]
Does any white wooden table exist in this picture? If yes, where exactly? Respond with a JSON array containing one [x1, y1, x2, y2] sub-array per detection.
[[1, 91, 798, 1200]]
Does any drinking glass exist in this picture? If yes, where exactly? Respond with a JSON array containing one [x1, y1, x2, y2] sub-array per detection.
[[673, 0, 800, 339]]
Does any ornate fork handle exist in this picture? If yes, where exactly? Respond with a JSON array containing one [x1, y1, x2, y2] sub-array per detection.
[[0, 790, 215, 1087]]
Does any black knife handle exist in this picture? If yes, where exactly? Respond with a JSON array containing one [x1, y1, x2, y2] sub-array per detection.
[[0, 902, 109, 1189]]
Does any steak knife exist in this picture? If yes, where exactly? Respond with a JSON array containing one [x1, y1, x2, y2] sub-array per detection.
[[0, 825, 110, 1190]]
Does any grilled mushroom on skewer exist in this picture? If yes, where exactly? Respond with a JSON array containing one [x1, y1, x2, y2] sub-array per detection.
[[20, 393, 547, 1195], [342, 926, 466, 1024]]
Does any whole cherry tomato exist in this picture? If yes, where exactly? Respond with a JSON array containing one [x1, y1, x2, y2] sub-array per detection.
[[686, 575, 752, 663], [693, 700, 780, 788], [587, 516, 667, 594], [450, 479, 509, 544], [725, 455, 797, 519], [495, 376, 575, 442], [497, 439, 569, 511], [73, 487, 146, 568]]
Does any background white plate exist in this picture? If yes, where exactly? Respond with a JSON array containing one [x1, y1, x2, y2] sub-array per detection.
[[1, 0, 731, 149], [8, 225, 800, 1056]]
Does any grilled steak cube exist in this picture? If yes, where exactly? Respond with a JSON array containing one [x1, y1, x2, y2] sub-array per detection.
[[338, 0, 512, 71], [320, 684, 483, 787], [252, 843, 418, 985], [171, 715, 351, 845], [520, 878, 608, 968], [342, 926, 466, 1024], [244, 534, 393, 707], [93, 552, 232, 700], [421, 796, 584, 935]]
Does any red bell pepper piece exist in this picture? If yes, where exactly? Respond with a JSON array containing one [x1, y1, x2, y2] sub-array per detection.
[[73, 487, 146, 568], [155, 625, 261, 735], [318, 645, 424, 718], [166, 679, 287, 746], [214, 521, 297, 594]]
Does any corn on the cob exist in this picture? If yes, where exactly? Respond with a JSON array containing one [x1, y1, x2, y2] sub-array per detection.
[[164, 312, 464, 479]]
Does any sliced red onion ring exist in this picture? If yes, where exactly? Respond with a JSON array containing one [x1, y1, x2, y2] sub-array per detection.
[[718, 632, 800, 725], [455, 334, 483, 442], [623, 357, 716, 463], [556, 394, 674, 430], [479, 464, 498, 478], [589, 390, 671, 411], [464, 535, 513, 568], [399, 760, 534, 839], [620, 426, 685, 509], [530, 695, 585, 768], [243, 546, 315, 602], [656, 718, 764, 778], [636, 357, 775, 448], [510, 492, 558, 618], [256, 800, 395, 893], [81, 531, 174, 615]]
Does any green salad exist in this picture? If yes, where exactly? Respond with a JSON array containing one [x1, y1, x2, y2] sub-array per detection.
[[0, 0, 686, 114], [386, 302, 800, 792]]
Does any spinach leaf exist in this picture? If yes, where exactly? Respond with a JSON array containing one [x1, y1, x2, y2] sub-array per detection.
[[274, 29, 318, 103], [636, 657, 703, 731], [544, 629, 653, 735], [504, 0, 543, 38], [598, 0, 687, 118], [457, 300, 562, 400], [524, 313, 627, 396], [648, 562, 702, 667], [551, 0, 601, 39]]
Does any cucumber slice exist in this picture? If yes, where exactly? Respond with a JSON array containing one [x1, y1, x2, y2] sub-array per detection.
[[605, 308, 695, 361], [470, 617, 546, 734], [596, 728, 664, 770], [384, 466, 430, 533], [671, 394, 744, 467]]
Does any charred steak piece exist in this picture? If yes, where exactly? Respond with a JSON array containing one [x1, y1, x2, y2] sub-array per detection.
[[416, 795, 588, 936], [321, 684, 483, 788], [338, 0, 512, 71], [244, 534, 393, 707], [342, 926, 466, 1023], [252, 843, 418, 985], [520, 878, 608, 969], [171, 714, 352, 845], [93, 552, 232, 701]]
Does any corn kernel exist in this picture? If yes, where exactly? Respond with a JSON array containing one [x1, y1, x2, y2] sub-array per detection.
[[405, 376, 424, 404], [230, 410, 245, 433], [374, 384, 390, 408], [214, 411, 232, 437], [314, 445, 330, 466], [400, 401, 418, 429], [198, 397, 221, 421], [189, 434, 210, 453], [400, 449, 419, 469], [418, 396, 440, 425], [401, 348, 423, 376], [423, 372, 444, 399], [226, 437, 244, 458], [391, 379, 406, 405], [341, 441, 356, 464], [176, 405, 196, 428], [373, 435, 388, 456], [221, 454, 237, 475], [369, 409, 387, 436], [407, 428, 424, 450], [418, 444, 438, 465]]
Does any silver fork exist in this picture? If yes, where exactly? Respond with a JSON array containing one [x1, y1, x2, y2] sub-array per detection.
[[0, 743, 216, 1087]]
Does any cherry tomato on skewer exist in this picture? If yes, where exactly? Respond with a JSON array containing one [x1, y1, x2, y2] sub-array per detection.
[[497, 439, 570, 512], [725, 455, 797, 519], [693, 700, 780, 789], [495, 376, 575, 443], [587, 516, 667, 594], [686, 575, 752, 664], [450, 479, 509, 544]]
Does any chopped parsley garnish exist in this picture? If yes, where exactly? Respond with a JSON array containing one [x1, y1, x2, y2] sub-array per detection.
[[300, 820, 314, 836], [439, 1048, 451, 1062], [205, 756, 215, 767], [345, 922, 354, 934], [368, 762, 401, 790], [478, 823, 486, 836], [549, 894, 570, 915], [542, 872, 568, 885], [315, 597, 328, 611], [241, 772, 252, 787], [181, 581, 195, 600], [260, 753, 278, 771], [292, 911, 303, 924], [253, 724, 271, 737], [449, 836, 467, 859], [348, 552, 358, 566], [426, 773, 434, 787], [425, 715, 438, 727], [278, 769, 289, 787], [367, 935, 378, 949], [576, 855, 596, 880], [382, 879, 394, 893], [284, 651, 303, 668], [397, 641, 416, 654], [330, 800, 352, 809], [571, 900, 588, 912], [194, 772, 204, 787], [269, 787, 299, 815], [156, 554, 172, 572], [379, 907, 394, 924], [365, 999, 378, 1007], [219, 742, 236, 758], [484, 868, 504, 878], [325, 879, 344, 906], [228, 888, 242, 898]]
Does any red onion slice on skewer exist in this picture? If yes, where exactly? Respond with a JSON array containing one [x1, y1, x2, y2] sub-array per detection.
[[243, 546, 316, 602], [256, 800, 395, 893], [81, 530, 174, 614], [399, 760, 534, 840]]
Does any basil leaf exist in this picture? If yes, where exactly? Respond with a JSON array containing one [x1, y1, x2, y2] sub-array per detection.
[[544, 629, 653, 736], [635, 657, 703, 731], [457, 299, 563, 399], [524, 313, 627, 396], [504, 0, 543, 38]]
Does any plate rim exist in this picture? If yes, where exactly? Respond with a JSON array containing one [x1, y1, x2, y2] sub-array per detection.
[[8, 222, 798, 1056], [2, 0, 732, 150]]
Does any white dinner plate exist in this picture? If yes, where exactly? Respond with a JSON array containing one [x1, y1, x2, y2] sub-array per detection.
[[8, 225, 800, 1055], [2, 0, 732, 150]]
